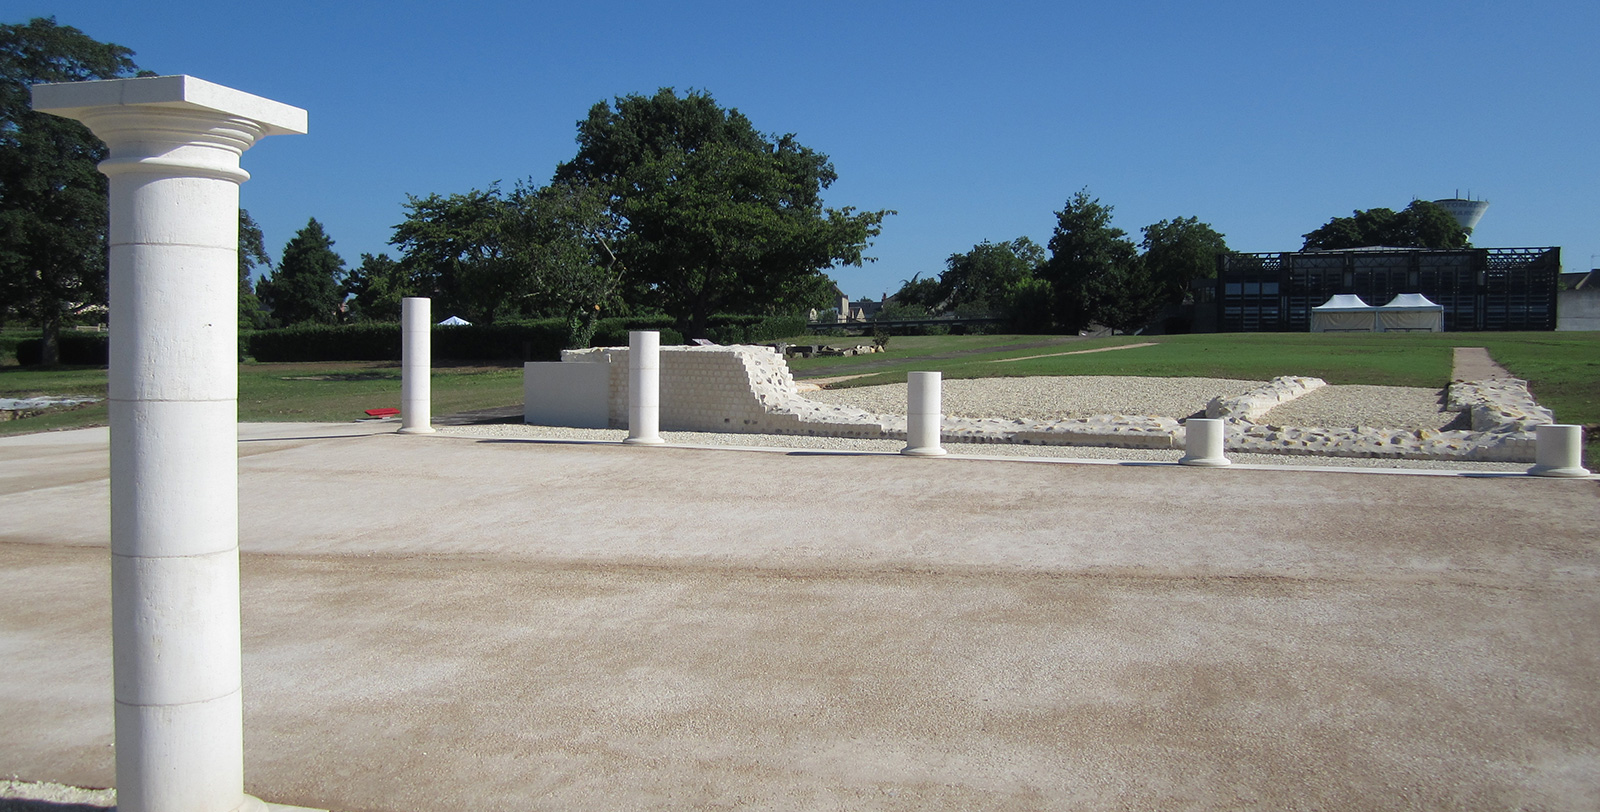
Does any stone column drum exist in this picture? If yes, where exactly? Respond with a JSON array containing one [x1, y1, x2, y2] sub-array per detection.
[[625, 330, 665, 444], [902, 371, 947, 456], [33, 76, 306, 812], [1179, 418, 1231, 467], [399, 297, 435, 434], [1528, 424, 1591, 477]]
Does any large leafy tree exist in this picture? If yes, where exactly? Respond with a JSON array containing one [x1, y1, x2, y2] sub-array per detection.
[[1040, 189, 1160, 333], [0, 17, 144, 363], [507, 180, 626, 348], [938, 237, 1044, 315], [554, 88, 891, 338], [258, 218, 345, 325], [1140, 217, 1229, 305], [1302, 200, 1468, 251]]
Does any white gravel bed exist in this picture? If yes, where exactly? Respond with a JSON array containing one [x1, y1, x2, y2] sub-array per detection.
[[805, 376, 1266, 420], [1260, 385, 1463, 431], [438, 423, 1530, 473]]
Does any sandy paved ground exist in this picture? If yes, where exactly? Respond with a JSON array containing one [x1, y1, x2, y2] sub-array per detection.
[[1, 424, 1597, 811]]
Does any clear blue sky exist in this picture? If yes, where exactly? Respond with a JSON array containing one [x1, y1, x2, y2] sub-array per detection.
[[16, 1, 1600, 298]]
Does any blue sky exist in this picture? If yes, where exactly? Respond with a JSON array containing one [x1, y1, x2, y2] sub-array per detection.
[[16, 1, 1600, 298]]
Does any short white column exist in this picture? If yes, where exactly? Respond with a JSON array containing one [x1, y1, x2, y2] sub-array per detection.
[[33, 77, 306, 812], [1180, 418, 1231, 467], [625, 330, 665, 444], [902, 371, 947, 457], [398, 297, 435, 434], [1528, 424, 1591, 477]]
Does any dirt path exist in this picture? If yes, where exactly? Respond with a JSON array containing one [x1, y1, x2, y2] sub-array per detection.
[[1452, 347, 1514, 381]]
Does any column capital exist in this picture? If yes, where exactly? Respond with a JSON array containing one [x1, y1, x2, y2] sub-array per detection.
[[32, 75, 307, 182]]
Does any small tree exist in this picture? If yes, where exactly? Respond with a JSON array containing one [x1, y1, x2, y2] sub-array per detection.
[[343, 252, 408, 322], [237, 209, 273, 329], [1040, 189, 1160, 333], [939, 237, 1044, 314], [258, 218, 345, 325]]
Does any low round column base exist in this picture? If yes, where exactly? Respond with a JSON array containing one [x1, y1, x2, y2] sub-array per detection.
[[1527, 464, 1592, 478], [901, 446, 948, 457]]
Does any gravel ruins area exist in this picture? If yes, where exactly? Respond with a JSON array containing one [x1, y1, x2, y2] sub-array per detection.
[[447, 376, 1529, 472]]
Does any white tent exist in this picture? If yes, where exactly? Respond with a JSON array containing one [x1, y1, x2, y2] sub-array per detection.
[[437, 316, 472, 326], [1310, 294, 1377, 332], [1376, 293, 1444, 332]]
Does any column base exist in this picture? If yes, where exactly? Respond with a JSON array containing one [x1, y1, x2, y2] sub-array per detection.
[[1179, 455, 1231, 467], [396, 426, 436, 435], [240, 794, 327, 812], [623, 436, 666, 445], [901, 446, 947, 457], [1526, 464, 1592, 478]]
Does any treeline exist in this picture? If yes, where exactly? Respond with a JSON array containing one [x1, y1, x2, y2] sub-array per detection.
[[11, 314, 807, 366], [887, 192, 1469, 335], [889, 189, 1229, 334]]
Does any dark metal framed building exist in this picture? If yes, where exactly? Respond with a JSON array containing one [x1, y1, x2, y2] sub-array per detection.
[[1216, 247, 1560, 332]]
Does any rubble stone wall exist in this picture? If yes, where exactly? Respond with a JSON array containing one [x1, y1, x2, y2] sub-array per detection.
[[551, 345, 1554, 461]]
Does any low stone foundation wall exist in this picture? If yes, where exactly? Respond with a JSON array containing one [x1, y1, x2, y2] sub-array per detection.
[[1213, 377, 1549, 462], [543, 345, 1554, 460]]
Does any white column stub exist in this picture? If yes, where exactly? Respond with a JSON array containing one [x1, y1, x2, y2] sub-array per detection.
[[399, 297, 435, 434], [34, 75, 306, 812], [1527, 424, 1591, 478], [902, 371, 947, 457], [1180, 418, 1231, 467], [625, 330, 666, 444]]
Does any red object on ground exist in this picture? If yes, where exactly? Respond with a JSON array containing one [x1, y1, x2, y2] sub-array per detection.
[[364, 408, 400, 417]]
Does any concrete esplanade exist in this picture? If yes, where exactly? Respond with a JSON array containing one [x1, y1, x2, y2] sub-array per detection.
[[2, 421, 1598, 811]]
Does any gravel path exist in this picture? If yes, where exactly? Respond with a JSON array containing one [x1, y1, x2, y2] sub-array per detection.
[[805, 376, 1265, 420]]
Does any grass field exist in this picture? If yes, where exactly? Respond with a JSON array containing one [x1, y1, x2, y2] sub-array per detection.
[[4, 331, 1597, 458]]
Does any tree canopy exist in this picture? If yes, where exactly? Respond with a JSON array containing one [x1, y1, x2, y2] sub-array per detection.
[[237, 209, 273, 329], [1302, 200, 1468, 251], [258, 218, 345, 325], [1140, 216, 1229, 304], [554, 88, 890, 338], [1040, 189, 1161, 333], [0, 17, 145, 363]]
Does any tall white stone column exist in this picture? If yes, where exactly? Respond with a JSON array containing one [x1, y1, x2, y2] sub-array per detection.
[[34, 76, 306, 812], [902, 371, 947, 457], [625, 330, 665, 444], [399, 297, 435, 434]]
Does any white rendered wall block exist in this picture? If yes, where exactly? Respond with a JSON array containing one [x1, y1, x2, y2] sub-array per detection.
[[33, 75, 305, 812], [524, 361, 610, 428], [400, 297, 434, 434]]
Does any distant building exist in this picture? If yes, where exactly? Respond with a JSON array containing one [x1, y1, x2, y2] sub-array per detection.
[[1215, 246, 1560, 332]]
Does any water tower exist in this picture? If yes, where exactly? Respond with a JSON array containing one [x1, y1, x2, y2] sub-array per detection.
[[1432, 193, 1489, 234]]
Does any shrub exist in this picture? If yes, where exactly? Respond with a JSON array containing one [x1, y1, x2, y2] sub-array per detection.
[[16, 332, 110, 366]]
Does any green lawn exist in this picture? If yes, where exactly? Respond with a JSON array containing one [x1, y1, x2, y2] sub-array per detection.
[[1, 361, 526, 436]]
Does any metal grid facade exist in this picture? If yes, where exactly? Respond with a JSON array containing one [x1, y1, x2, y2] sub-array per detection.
[[1216, 247, 1560, 332]]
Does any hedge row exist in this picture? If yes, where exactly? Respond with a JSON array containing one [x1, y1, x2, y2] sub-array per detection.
[[12, 314, 811, 365], [16, 333, 111, 366]]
